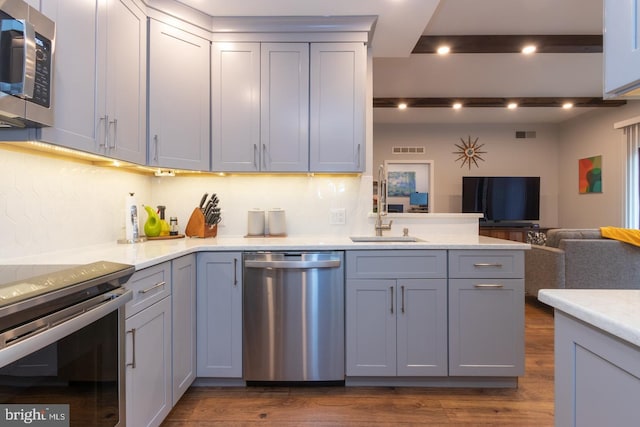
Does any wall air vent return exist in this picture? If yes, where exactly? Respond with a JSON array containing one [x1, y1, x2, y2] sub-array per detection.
[[392, 146, 425, 154], [515, 131, 537, 139]]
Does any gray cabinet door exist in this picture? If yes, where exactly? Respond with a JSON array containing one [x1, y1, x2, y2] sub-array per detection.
[[148, 19, 210, 170], [196, 252, 243, 377], [604, 0, 640, 96], [171, 254, 196, 405], [125, 296, 172, 427], [309, 43, 366, 172], [40, 0, 100, 153], [555, 311, 640, 427], [261, 43, 309, 172], [101, 0, 147, 164], [346, 279, 396, 376], [448, 278, 524, 376], [211, 42, 261, 172], [396, 279, 448, 376]]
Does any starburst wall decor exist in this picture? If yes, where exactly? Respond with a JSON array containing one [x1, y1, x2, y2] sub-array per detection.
[[453, 136, 486, 169]]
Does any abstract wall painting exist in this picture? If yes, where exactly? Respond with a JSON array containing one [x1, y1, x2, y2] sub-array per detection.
[[579, 155, 602, 194]]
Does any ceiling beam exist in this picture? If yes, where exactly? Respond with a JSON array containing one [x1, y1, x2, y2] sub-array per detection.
[[373, 97, 626, 108], [412, 35, 603, 54]]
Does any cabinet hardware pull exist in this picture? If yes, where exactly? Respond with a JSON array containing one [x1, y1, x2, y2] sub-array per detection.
[[474, 283, 504, 288], [262, 143, 267, 170], [253, 144, 258, 170], [473, 263, 503, 268], [139, 281, 166, 294], [110, 118, 118, 149], [401, 285, 405, 313], [98, 116, 107, 148], [390, 286, 394, 314], [154, 135, 159, 162], [126, 328, 136, 368], [233, 258, 238, 286]]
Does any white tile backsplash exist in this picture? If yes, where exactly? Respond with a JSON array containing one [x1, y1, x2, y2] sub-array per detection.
[[1, 148, 478, 260], [0, 149, 150, 259]]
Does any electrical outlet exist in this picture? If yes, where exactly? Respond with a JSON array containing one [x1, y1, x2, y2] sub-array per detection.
[[329, 208, 346, 225]]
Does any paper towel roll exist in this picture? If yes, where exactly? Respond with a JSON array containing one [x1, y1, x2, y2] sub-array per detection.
[[268, 208, 286, 236], [247, 209, 265, 236], [124, 193, 139, 241]]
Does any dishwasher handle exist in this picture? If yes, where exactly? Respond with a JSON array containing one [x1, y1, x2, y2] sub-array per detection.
[[244, 259, 341, 269]]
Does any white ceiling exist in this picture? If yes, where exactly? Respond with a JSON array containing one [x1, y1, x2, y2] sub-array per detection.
[[176, 0, 608, 124]]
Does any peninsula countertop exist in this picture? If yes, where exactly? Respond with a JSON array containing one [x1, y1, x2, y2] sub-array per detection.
[[538, 289, 640, 348], [1, 234, 528, 270]]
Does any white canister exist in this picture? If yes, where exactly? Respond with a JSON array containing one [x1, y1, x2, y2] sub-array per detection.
[[268, 208, 286, 236], [247, 209, 265, 236]]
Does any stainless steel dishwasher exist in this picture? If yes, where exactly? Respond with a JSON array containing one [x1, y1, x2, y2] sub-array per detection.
[[243, 251, 344, 383]]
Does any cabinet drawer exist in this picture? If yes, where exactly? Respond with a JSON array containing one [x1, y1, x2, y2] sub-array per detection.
[[346, 250, 447, 279], [448, 250, 524, 279], [125, 262, 171, 318]]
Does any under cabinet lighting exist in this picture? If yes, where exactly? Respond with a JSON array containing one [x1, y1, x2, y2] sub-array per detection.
[[437, 45, 450, 55], [522, 45, 537, 54], [562, 102, 574, 109], [398, 103, 408, 110], [507, 102, 518, 109], [452, 102, 462, 110]]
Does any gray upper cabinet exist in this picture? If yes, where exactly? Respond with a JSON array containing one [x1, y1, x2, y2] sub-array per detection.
[[211, 42, 261, 172], [309, 42, 366, 172], [148, 19, 210, 170], [99, 0, 147, 165], [39, 0, 100, 153], [41, 0, 146, 164], [260, 43, 310, 172], [212, 41, 366, 173], [604, 0, 640, 98]]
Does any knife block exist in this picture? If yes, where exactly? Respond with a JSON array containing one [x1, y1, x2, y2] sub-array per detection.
[[185, 208, 217, 238]]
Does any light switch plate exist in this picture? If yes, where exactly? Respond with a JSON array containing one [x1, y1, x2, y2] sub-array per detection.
[[329, 208, 346, 225]]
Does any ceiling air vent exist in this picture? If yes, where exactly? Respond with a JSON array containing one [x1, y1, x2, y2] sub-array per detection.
[[515, 131, 537, 139], [392, 146, 425, 154]]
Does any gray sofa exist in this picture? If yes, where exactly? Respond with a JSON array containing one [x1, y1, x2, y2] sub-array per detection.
[[525, 228, 640, 297]]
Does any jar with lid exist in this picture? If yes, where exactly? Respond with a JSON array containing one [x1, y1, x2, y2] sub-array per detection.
[[170, 217, 179, 236]]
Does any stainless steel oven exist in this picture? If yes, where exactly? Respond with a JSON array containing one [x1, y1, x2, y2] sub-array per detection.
[[0, 261, 134, 427]]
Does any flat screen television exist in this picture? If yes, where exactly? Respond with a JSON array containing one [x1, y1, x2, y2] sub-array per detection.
[[462, 176, 540, 223]]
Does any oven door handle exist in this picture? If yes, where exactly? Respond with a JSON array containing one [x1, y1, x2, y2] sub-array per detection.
[[0, 288, 133, 369]]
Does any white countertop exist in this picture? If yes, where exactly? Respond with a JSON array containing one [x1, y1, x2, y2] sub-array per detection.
[[538, 289, 640, 348], [0, 234, 527, 270]]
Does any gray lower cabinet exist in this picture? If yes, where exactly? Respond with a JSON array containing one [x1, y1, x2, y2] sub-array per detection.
[[346, 250, 448, 377], [125, 262, 172, 427], [448, 250, 525, 377], [554, 311, 640, 426], [171, 254, 196, 404], [196, 252, 243, 377]]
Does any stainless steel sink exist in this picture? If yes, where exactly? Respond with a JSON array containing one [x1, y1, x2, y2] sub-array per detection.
[[350, 236, 424, 243]]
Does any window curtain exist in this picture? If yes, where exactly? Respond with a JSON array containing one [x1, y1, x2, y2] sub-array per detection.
[[625, 123, 640, 229]]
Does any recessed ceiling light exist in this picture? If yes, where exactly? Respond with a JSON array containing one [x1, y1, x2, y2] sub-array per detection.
[[398, 103, 408, 110], [562, 102, 574, 109], [507, 102, 518, 109], [437, 45, 450, 55], [522, 45, 537, 54], [452, 102, 462, 110]]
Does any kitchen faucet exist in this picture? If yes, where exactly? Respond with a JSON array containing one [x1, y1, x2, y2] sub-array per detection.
[[375, 164, 392, 236]]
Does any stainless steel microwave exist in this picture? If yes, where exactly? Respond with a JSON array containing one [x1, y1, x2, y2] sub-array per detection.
[[0, 0, 54, 128]]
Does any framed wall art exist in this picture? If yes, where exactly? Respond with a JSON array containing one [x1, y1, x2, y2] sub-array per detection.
[[579, 155, 602, 194]]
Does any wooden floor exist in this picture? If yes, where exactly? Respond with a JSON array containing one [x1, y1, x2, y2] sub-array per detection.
[[162, 298, 555, 426]]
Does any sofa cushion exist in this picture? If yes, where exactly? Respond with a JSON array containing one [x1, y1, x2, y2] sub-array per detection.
[[545, 228, 602, 248]]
